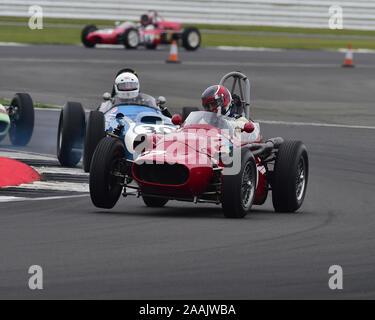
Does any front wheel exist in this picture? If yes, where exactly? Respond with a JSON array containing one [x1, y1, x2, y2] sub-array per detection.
[[182, 27, 201, 51], [83, 111, 105, 172], [272, 140, 309, 212], [89, 137, 126, 209], [123, 28, 139, 49], [81, 25, 97, 48], [57, 102, 85, 167], [8, 93, 34, 146], [221, 149, 257, 218]]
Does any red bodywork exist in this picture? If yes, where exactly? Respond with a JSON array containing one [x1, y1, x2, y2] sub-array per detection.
[[86, 20, 182, 46], [132, 123, 268, 204]]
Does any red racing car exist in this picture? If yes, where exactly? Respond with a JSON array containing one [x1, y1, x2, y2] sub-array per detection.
[[89, 72, 309, 218], [81, 10, 201, 51]]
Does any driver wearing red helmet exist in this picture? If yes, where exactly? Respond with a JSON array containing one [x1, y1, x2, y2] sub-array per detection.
[[140, 13, 155, 28], [201, 85, 249, 130]]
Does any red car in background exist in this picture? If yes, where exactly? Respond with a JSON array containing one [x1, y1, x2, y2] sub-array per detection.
[[81, 10, 201, 51]]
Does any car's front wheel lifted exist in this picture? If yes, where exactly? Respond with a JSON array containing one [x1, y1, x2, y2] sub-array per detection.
[[90, 137, 126, 209], [83, 111, 105, 172], [57, 102, 86, 167], [8, 93, 34, 146], [221, 149, 257, 218], [272, 140, 309, 212]]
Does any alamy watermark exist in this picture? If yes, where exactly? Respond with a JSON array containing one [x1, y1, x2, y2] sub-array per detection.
[[28, 5, 43, 30], [28, 265, 43, 290], [328, 265, 343, 290], [328, 4, 343, 30]]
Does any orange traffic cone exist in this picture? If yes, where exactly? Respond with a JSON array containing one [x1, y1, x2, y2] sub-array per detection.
[[166, 40, 181, 63], [342, 44, 355, 67]]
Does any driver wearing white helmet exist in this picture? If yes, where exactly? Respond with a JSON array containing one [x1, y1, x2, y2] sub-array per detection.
[[99, 68, 171, 117]]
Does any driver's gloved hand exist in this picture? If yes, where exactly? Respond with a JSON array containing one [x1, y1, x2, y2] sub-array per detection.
[[232, 94, 242, 108], [230, 94, 243, 117], [161, 107, 172, 118]]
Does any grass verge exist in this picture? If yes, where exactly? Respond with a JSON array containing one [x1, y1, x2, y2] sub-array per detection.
[[1, 16, 375, 49], [0, 97, 57, 109], [203, 33, 375, 50]]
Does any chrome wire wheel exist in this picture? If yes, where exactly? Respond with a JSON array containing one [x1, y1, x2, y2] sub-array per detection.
[[188, 31, 200, 48], [295, 156, 306, 201], [241, 161, 255, 210], [128, 30, 139, 47]]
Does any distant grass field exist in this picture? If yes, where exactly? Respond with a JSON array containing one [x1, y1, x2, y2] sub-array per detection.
[[1, 16, 375, 49], [0, 97, 56, 109]]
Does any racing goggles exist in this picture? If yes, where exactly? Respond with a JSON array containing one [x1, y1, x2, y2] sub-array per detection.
[[202, 97, 223, 112], [117, 82, 138, 91]]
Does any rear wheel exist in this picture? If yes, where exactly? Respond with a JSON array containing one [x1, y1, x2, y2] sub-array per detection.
[[123, 28, 139, 49], [142, 196, 168, 207], [8, 93, 34, 146], [90, 137, 125, 209], [182, 27, 201, 51], [83, 111, 105, 172], [81, 25, 97, 48], [221, 149, 257, 218], [272, 140, 309, 212], [57, 102, 85, 167], [182, 106, 200, 122], [146, 43, 157, 50]]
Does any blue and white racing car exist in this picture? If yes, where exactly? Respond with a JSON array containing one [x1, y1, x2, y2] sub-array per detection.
[[57, 92, 176, 172]]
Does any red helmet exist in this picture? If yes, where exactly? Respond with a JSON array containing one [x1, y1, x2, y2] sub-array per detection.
[[201, 85, 232, 114]]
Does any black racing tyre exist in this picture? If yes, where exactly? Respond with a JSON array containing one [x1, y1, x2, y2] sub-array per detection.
[[182, 106, 200, 122], [146, 43, 157, 50], [8, 93, 34, 146], [83, 111, 105, 173], [142, 196, 168, 207], [181, 27, 201, 51], [89, 137, 125, 209], [81, 25, 97, 48], [221, 148, 257, 218], [272, 140, 309, 213], [57, 102, 85, 167], [123, 28, 139, 49]]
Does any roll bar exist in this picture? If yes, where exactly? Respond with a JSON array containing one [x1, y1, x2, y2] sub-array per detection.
[[219, 71, 251, 119]]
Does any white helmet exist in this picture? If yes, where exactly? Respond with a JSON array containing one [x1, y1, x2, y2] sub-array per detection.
[[114, 72, 139, 99]]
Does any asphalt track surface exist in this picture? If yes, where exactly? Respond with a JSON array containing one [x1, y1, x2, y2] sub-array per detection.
[[1, 44, 375, 126], [0, 45, 375, 299]]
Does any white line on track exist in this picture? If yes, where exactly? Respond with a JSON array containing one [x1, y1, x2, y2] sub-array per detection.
[[0, 194, 89, 203], [217, 46, 284, 52], [0, 149, 56, 160], [16, 180, 89, 192], [258, 120, 375, 130], [2, 57, 375, 68], [0, 42, 30, 47]]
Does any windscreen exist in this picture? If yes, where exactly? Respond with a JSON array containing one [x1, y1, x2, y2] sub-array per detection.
[[184, 111, 232, 131], [114, 93, 158, 109]]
